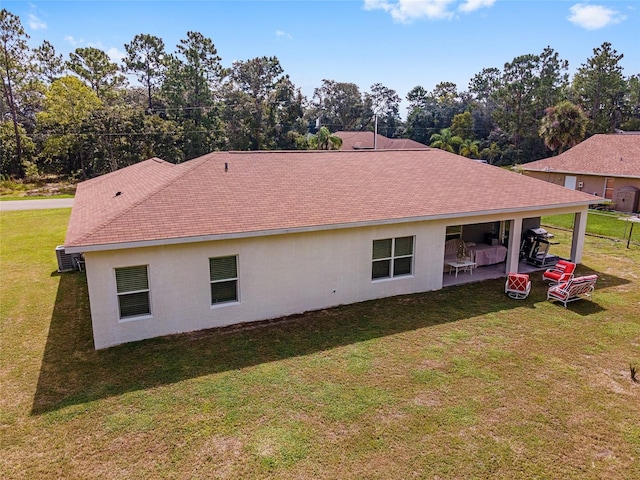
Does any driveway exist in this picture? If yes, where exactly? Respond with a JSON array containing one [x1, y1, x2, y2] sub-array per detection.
[[0, 198, 74, 211]]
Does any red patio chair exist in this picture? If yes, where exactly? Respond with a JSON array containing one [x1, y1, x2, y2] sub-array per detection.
[[505, 273, 531, 299], [542, 260, 576, 284], [547, 274, 598, 307]]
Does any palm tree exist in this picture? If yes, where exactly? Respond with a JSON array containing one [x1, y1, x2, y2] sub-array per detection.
[[480, 142, 501, 165], [458, 139, 480, 158], [539, 101, 588, 153], [308, 126, 343, 150], [429, 128, 462, 154]]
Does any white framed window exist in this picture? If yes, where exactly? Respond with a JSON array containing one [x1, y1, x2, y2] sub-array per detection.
[[210, 255, 238, 305], [372, 236, 414, 280], [446, 225, 463, 241], [115, 265, 151, 319]]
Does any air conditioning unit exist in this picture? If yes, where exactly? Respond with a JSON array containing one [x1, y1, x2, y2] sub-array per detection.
[[56, 245, 82, 272], [578, 181, 584, 188]]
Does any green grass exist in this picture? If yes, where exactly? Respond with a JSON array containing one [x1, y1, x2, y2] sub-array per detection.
[[1, 210, 639, 479], [0, 176, 76, 198], [543, 210, 640, 243], [0, 194, 75, 201]]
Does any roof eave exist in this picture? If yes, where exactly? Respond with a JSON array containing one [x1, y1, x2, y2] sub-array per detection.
[[64, 201, 596, 254], [523, 167, 640, 179]]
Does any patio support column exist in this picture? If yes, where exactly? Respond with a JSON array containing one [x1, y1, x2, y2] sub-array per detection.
[[570, 208, 588, 263], [505, 218, 523, 273]]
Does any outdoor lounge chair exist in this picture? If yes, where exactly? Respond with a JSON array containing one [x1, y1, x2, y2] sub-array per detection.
[[505, 273, 531, 299], [546, 274, 598, 307], [542, 260, 576, 284]]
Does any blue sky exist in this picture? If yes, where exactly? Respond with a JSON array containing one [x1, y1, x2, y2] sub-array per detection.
[[5, 1, 640, 115]]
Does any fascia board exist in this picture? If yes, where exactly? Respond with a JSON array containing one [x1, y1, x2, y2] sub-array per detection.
[[64, 200, 597, 254], [523, 167, 640, 179]]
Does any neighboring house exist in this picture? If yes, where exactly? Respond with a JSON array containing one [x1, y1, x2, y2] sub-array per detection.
[[64, 149, 599, 349], [521, 133, 640, 213], [335, 131, 428, 150]]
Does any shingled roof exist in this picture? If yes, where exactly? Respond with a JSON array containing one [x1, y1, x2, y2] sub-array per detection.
[[522, 133, 640, 178], [65, 149, 599, 251], [335, 131, 427, 150]]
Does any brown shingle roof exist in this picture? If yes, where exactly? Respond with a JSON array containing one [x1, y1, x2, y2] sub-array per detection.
[[335, 131, 428, 150], [65, 149, 599, 250], [522, 133, 640, 178]]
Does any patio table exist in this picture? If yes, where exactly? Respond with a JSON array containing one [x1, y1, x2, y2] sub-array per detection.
[[447, 260, 477, 277]]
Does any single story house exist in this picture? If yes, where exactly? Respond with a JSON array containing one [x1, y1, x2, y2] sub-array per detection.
[[334, 131, 428, 150], [521, 133, 640, 213], [64, 149, 600, 349]]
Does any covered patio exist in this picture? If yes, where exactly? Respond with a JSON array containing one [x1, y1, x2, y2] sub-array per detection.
[[440, 209, 589, 289], [442, 260, 546, 288]]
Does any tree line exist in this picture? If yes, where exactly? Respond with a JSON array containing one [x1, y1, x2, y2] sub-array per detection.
[[1, 8, 638, 180]]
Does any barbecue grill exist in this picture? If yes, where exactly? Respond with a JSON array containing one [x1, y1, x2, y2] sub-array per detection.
[[521, 227, 560, 267]]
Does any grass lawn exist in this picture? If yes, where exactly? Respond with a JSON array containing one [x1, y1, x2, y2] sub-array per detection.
[[0, 194, 75, 201], [543, 210, 640, 243], [0, 176, 76, 199], [1, 209, 639, 479]]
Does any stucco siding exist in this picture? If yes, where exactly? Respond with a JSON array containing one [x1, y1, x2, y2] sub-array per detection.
[[84, 207, 589, 349], [85, 222, 447, 349], [527, 171, 640, 210], [527, 171, 602, 195]]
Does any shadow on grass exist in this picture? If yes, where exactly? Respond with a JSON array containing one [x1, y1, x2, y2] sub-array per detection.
[[32, 265, 629, 415]]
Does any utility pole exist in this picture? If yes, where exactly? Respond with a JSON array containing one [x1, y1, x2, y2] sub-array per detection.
[[374, 114, 378, 150]]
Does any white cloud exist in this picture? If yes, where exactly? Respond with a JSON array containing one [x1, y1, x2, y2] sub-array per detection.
[[106, 47, 126, 62], [459, 0, 495, 13], [364, 0, 494, 22], [568, 3, 626, 30], [276, 30, 293, 40], [86, 41, 125, 62], [64, 35, 83, 47], [364, 0, 456, 22], [64, 38, 123, 62], [28, 13, 47, 30]]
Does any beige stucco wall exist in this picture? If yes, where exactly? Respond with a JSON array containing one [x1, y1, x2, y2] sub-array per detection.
[[86, 221, 446, 349], [85, 207, 588, 349], [526, 171, 640, 212]]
